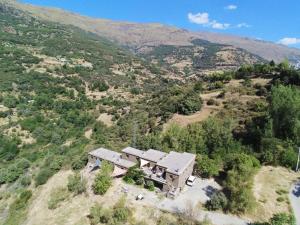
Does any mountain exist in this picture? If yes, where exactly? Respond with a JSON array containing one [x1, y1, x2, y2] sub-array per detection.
[[4, 0, 300, 65]]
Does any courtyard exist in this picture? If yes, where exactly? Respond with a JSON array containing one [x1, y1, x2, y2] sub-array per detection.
[[112, 177, 249, 225]]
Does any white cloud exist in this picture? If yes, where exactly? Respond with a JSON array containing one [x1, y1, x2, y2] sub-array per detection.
[[236, 23, 251, 28], [188, 12, 209, 25], [211, 21, 230, 30], [225, 5, 237, 10], [188, 12, 230, 30], [278, 37, 300, 45]]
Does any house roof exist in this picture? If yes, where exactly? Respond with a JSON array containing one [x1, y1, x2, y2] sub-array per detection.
[[156, 151, 196, 175], [122, 147, 144, 157], [142, 149, 167, 162], [89, 148, 136, 169]]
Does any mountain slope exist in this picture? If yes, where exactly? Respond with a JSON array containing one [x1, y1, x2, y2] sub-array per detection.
[[4, 0, 300, 64]]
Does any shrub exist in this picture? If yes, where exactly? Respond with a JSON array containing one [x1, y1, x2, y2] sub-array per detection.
[[89, 204, 113, 225], [35, 168, 54, 186], [93, 173, 111, 195], [112, 196, 132, 223], [20, 175, 31, 187], [130, 87, 141, 95], [145, 180, 155, 191], [92, 163, 112, 195], [123, 166, 144, 185], [205, 191, 228, 211], [48, 187, 70, 209], [71, 153, 88, 170], [10, 190, 32, 211], [269, 213, 296, 225], [207, 98, 216, 106], [67, 173, 87, 195]]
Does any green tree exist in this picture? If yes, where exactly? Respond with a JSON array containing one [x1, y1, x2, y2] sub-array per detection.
[[195, 155, 219, 178], [270, 85, 300, 144]]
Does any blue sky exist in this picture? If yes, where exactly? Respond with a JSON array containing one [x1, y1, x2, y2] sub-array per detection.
[[21, 0, 300, 48]]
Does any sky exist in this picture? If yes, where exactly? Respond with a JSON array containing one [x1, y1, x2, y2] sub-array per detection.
[[21, 0, 300, 48]]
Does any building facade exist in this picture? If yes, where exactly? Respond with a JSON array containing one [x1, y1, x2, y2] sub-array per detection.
[[88, 147, 196, 197]]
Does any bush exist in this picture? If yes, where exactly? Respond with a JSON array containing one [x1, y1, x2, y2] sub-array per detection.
[[67, 173, 87, 195], [123, 166, 144, 185], [92, 163, 113, 195], [89, 204, 113, 225], [71, 153, 88, 170], [112, 196, 132, 223], [207, 98, 216, 106], [48, 187, 70, 209], [10, 190, 32, 211], [93, 173, 112, 195], [145, 180, 155, 191], [35, 168, 54, 186], [20, 175, 31, 187], [205, 191, 228, 211], [269, 213, 296, 225]]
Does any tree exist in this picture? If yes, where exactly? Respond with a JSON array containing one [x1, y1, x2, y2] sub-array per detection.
[[205, 191, 228, 211], [195, 155, 219, 178], [270, 85, 300, 145], [201, 118, 234, 156], [224, 153, 260, 213]]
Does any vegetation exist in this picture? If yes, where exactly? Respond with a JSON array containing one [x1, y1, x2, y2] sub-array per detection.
[[252, 213, 296, 225], [4, 190, 32, 225], [92, 161, 113, 195], [89, 196, 132, 225], [0, 2, 299, 223], [67, 173, 87, 195], [123, 166, 144, 185], [205, 191, 228, 211], [48, 187, 70, 209]]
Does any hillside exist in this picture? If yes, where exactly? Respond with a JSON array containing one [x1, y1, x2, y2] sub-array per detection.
[[3, 0, 300, 64], [0, 2, 300, 225]]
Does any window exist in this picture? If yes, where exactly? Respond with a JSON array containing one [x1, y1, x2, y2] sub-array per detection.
[[126, 154, 129, 158]]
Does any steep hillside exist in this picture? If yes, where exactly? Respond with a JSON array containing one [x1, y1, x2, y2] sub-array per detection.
[[140, 39, 264, 76], [4, 0, 300, 64]]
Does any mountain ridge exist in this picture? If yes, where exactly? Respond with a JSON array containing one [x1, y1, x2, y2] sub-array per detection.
[[3, 0, 300, 64]]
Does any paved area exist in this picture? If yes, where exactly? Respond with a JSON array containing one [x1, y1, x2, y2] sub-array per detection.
[[290, 182, 300, 225], [116, 178, 249, 225]]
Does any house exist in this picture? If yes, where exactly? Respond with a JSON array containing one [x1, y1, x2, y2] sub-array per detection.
[[88, 147, 196, 197]]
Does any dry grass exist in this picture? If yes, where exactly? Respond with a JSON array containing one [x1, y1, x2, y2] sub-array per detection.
[[97, 113, 113, 127], [84, 129, 93, 140], [23, 169, 174, 225], [248, 166, 300, 222], [163, 106, 218, 131]]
